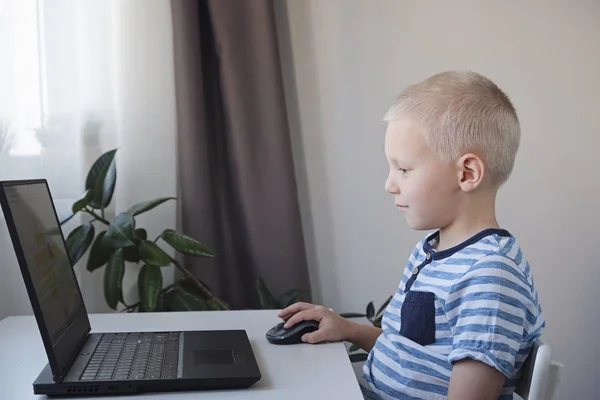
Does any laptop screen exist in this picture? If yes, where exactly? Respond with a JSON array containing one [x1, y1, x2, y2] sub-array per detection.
[[2, 182, 84, 345]]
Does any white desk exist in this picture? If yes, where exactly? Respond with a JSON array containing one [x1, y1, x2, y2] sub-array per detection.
[[0, 310, 364, 399]]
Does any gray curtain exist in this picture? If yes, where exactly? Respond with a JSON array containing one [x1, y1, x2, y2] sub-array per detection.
[[170, 0, 311, 309]]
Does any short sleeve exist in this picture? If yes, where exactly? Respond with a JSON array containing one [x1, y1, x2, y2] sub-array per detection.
[[444, 254, 535, 378]]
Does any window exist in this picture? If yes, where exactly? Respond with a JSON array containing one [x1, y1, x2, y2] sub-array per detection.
[[0, 0, 98, 219], [0, 0, 44, 158]]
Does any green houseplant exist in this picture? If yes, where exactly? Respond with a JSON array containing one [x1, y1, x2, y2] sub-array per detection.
[[61, 148, 229, 312]]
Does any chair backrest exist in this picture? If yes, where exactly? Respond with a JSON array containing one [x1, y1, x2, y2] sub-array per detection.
[[515, 339, 564, 400]]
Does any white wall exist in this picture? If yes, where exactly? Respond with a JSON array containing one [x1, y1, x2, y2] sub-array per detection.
[[279, 0, 600, 398]]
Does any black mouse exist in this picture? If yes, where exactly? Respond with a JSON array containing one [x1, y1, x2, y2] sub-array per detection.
[[265, 320, 319, 344]]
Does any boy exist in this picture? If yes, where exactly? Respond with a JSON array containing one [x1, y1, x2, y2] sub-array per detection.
[[279, 71, 545, 400]]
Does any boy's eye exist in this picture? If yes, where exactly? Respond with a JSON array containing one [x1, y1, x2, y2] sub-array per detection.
[[398, 168, 408, 173]]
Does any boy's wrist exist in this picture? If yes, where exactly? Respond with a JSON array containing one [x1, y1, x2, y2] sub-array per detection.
[[345, 320, 362, 343], [344, 320, 382, 352]]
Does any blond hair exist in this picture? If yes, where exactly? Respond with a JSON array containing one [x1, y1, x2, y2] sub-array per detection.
[[383, 71, 520, 185]]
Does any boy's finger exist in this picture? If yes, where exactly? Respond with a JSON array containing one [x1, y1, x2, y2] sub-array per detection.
[[283, 310, 309, 328], [283, 309, 320, 328], [278, 302, 313, 318], [301, 330, 325, 344], [277, 302, 305, 317]]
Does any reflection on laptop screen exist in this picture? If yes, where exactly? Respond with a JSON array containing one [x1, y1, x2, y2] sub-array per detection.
[[4, 183, 83, 345]]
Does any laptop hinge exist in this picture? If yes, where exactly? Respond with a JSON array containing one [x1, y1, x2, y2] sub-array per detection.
[[53, 331, 91, 383]]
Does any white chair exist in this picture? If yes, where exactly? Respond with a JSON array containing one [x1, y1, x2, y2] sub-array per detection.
[[515, 339, 565, 400]]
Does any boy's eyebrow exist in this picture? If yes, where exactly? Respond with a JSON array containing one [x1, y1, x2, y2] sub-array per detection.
[[389, 157, 408, 166]]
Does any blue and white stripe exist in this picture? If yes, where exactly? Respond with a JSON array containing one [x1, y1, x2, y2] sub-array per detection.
[[361, 229, 545, 400]]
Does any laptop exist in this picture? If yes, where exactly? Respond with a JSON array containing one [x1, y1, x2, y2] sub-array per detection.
[[0, 179, 261, 396]]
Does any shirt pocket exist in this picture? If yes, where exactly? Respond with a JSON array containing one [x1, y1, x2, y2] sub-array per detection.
[[399, 291, 436, 346]]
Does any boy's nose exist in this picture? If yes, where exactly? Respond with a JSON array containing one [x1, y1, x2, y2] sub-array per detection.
[[385, 175, 400, 194]]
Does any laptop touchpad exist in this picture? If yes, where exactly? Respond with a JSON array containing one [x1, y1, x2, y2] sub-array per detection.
[[194, 349, 235, 365]]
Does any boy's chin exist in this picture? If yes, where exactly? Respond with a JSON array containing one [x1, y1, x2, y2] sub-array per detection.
[[404, 216, 439, 231]]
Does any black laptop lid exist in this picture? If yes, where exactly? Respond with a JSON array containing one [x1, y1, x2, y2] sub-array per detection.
[[0, 179, 91, 382]]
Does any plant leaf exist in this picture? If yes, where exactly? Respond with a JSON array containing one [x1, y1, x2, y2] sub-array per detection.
[[204, 298, 227, 310], [177, 278, 230, 309], [339, 312, 366, 319], [372, 315, 383, 328], [165, 287, 210, 311], [278, 289, 305, 308], [255, 277, 278, 309], [155, 292, 168, 312], [87, 231, 113, 272], [126, 197, 175, 217], [103, 212, 135, 248], [71, 190, 92, 214], [138, 264, 163, 312], [65, 223, 95, 267], [123, 246, 141, 263], [100, 157, 116, 207], [349, 344, 361, 353], [104, 249, 125, 309], [160, 229, 215, 257], [366, 301, 375, 320], [139, 240, 171, 267], [85, 149, 117, 209], [376, 295, 393, 318], [349, 353, 369, 363], [178, 278, 212, 301], [134, 228, 147, 240], [123, 229, 147, 262], [176, 278, 230, 309]]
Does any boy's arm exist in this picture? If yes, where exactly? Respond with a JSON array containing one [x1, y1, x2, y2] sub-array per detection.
[[346, 322, 382, 352], [447, 359, 504, 400], [444, 254, 539, 399], [278, 302, 383, 350]]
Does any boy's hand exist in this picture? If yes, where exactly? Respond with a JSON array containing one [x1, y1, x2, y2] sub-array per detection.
[[277, 302, 353, 344]]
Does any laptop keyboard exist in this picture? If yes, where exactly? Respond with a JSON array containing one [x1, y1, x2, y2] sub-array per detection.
[[79, 332, 181, 381]]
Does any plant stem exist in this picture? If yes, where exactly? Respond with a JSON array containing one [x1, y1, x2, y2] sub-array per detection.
[[84, 207, 110, 225], [169, 257, 229, 310], [160, 281, 178, 294], [121, 303, 138, 313]]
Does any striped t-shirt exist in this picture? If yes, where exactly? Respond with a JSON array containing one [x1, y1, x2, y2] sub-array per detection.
[[360, 229, 545, 400]]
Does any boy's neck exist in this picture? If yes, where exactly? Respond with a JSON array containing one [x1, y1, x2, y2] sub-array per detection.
[[435, 189, 500, 252]]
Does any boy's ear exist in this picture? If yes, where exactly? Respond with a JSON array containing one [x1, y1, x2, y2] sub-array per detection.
[[456, 153, 485, 192]]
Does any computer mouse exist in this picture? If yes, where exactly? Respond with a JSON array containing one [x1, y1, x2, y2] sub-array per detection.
[[265, 320, 319, 345]]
